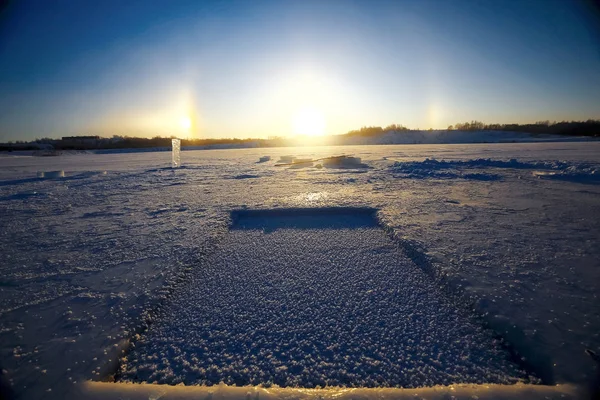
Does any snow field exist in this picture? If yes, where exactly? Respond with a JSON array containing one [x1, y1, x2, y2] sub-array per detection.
[[388, 157, 600, 182], [118, 209, 531, 387], [0, 142, 599, 399]]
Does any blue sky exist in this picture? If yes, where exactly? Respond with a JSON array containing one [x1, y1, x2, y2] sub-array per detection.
[[0, 0, 599, 140]]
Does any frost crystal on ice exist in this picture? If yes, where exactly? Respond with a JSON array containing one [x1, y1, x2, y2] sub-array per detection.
[[172, 139, 181, 168]]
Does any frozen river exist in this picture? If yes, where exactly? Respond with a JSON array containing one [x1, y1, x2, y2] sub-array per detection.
[[0, 142, 599, 399]]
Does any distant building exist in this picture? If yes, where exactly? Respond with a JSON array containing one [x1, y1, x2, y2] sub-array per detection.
[[61, 136, 100, 147]]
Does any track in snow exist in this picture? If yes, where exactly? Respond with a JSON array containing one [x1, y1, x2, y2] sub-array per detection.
[[118, 208, 529, 387]]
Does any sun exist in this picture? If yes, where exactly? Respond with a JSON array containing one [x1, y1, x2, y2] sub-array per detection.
[[179, 116, 192, 131], [292, 107, 325, 136]]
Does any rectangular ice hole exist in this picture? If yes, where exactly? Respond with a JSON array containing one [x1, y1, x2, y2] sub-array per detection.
[[230, 207, 379, 231], [119, 206, 530, 387]]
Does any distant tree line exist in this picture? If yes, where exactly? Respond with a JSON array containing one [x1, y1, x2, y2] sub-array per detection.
[[0, 135, 270, 151], [10, 135, 265, 151], [0, 142, 40, 151], [447, 119, 600, 136], [1, 120, 598, 151], [98, 135, 263, 150], [342, 120, 599, 137], [346, 124, 410, 137]]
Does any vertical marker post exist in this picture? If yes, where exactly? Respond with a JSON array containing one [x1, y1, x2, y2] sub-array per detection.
[[172, 139, 181, 168]]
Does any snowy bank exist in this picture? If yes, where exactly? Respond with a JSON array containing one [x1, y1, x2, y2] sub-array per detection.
[[80, 381, 580, 400]]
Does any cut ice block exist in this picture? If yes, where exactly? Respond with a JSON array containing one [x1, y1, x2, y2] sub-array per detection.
[[172, 139, 181, 168], [37, 170, 65, 178]]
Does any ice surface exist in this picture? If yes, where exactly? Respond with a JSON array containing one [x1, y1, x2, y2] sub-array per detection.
[[0, 142, 599, 399], [278, 156, 296, 163], [119, 209, 527, 387], [275, 156, 369, 170], [322, 156, 369, 169], [36, 170, 65, 179], [230, 208, 378, 231], [289, 159, 314, 168], [388, 158, 600, 182]]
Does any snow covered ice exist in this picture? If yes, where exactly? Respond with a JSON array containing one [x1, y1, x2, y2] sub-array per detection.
[[117, 208, 529, 387], [0, 142, 599, 399]]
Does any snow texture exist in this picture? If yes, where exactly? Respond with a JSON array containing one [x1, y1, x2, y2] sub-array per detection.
[[81, 381, 580, 400], [118, 209, 528, 387], [388, 158, 600, 182], [322, 156, 369, 169], [0, 142, 599, 399]]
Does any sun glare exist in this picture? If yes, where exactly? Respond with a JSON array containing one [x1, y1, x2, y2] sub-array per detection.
[[179, 116, 192, 131], [292, 107, 325, 136]]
